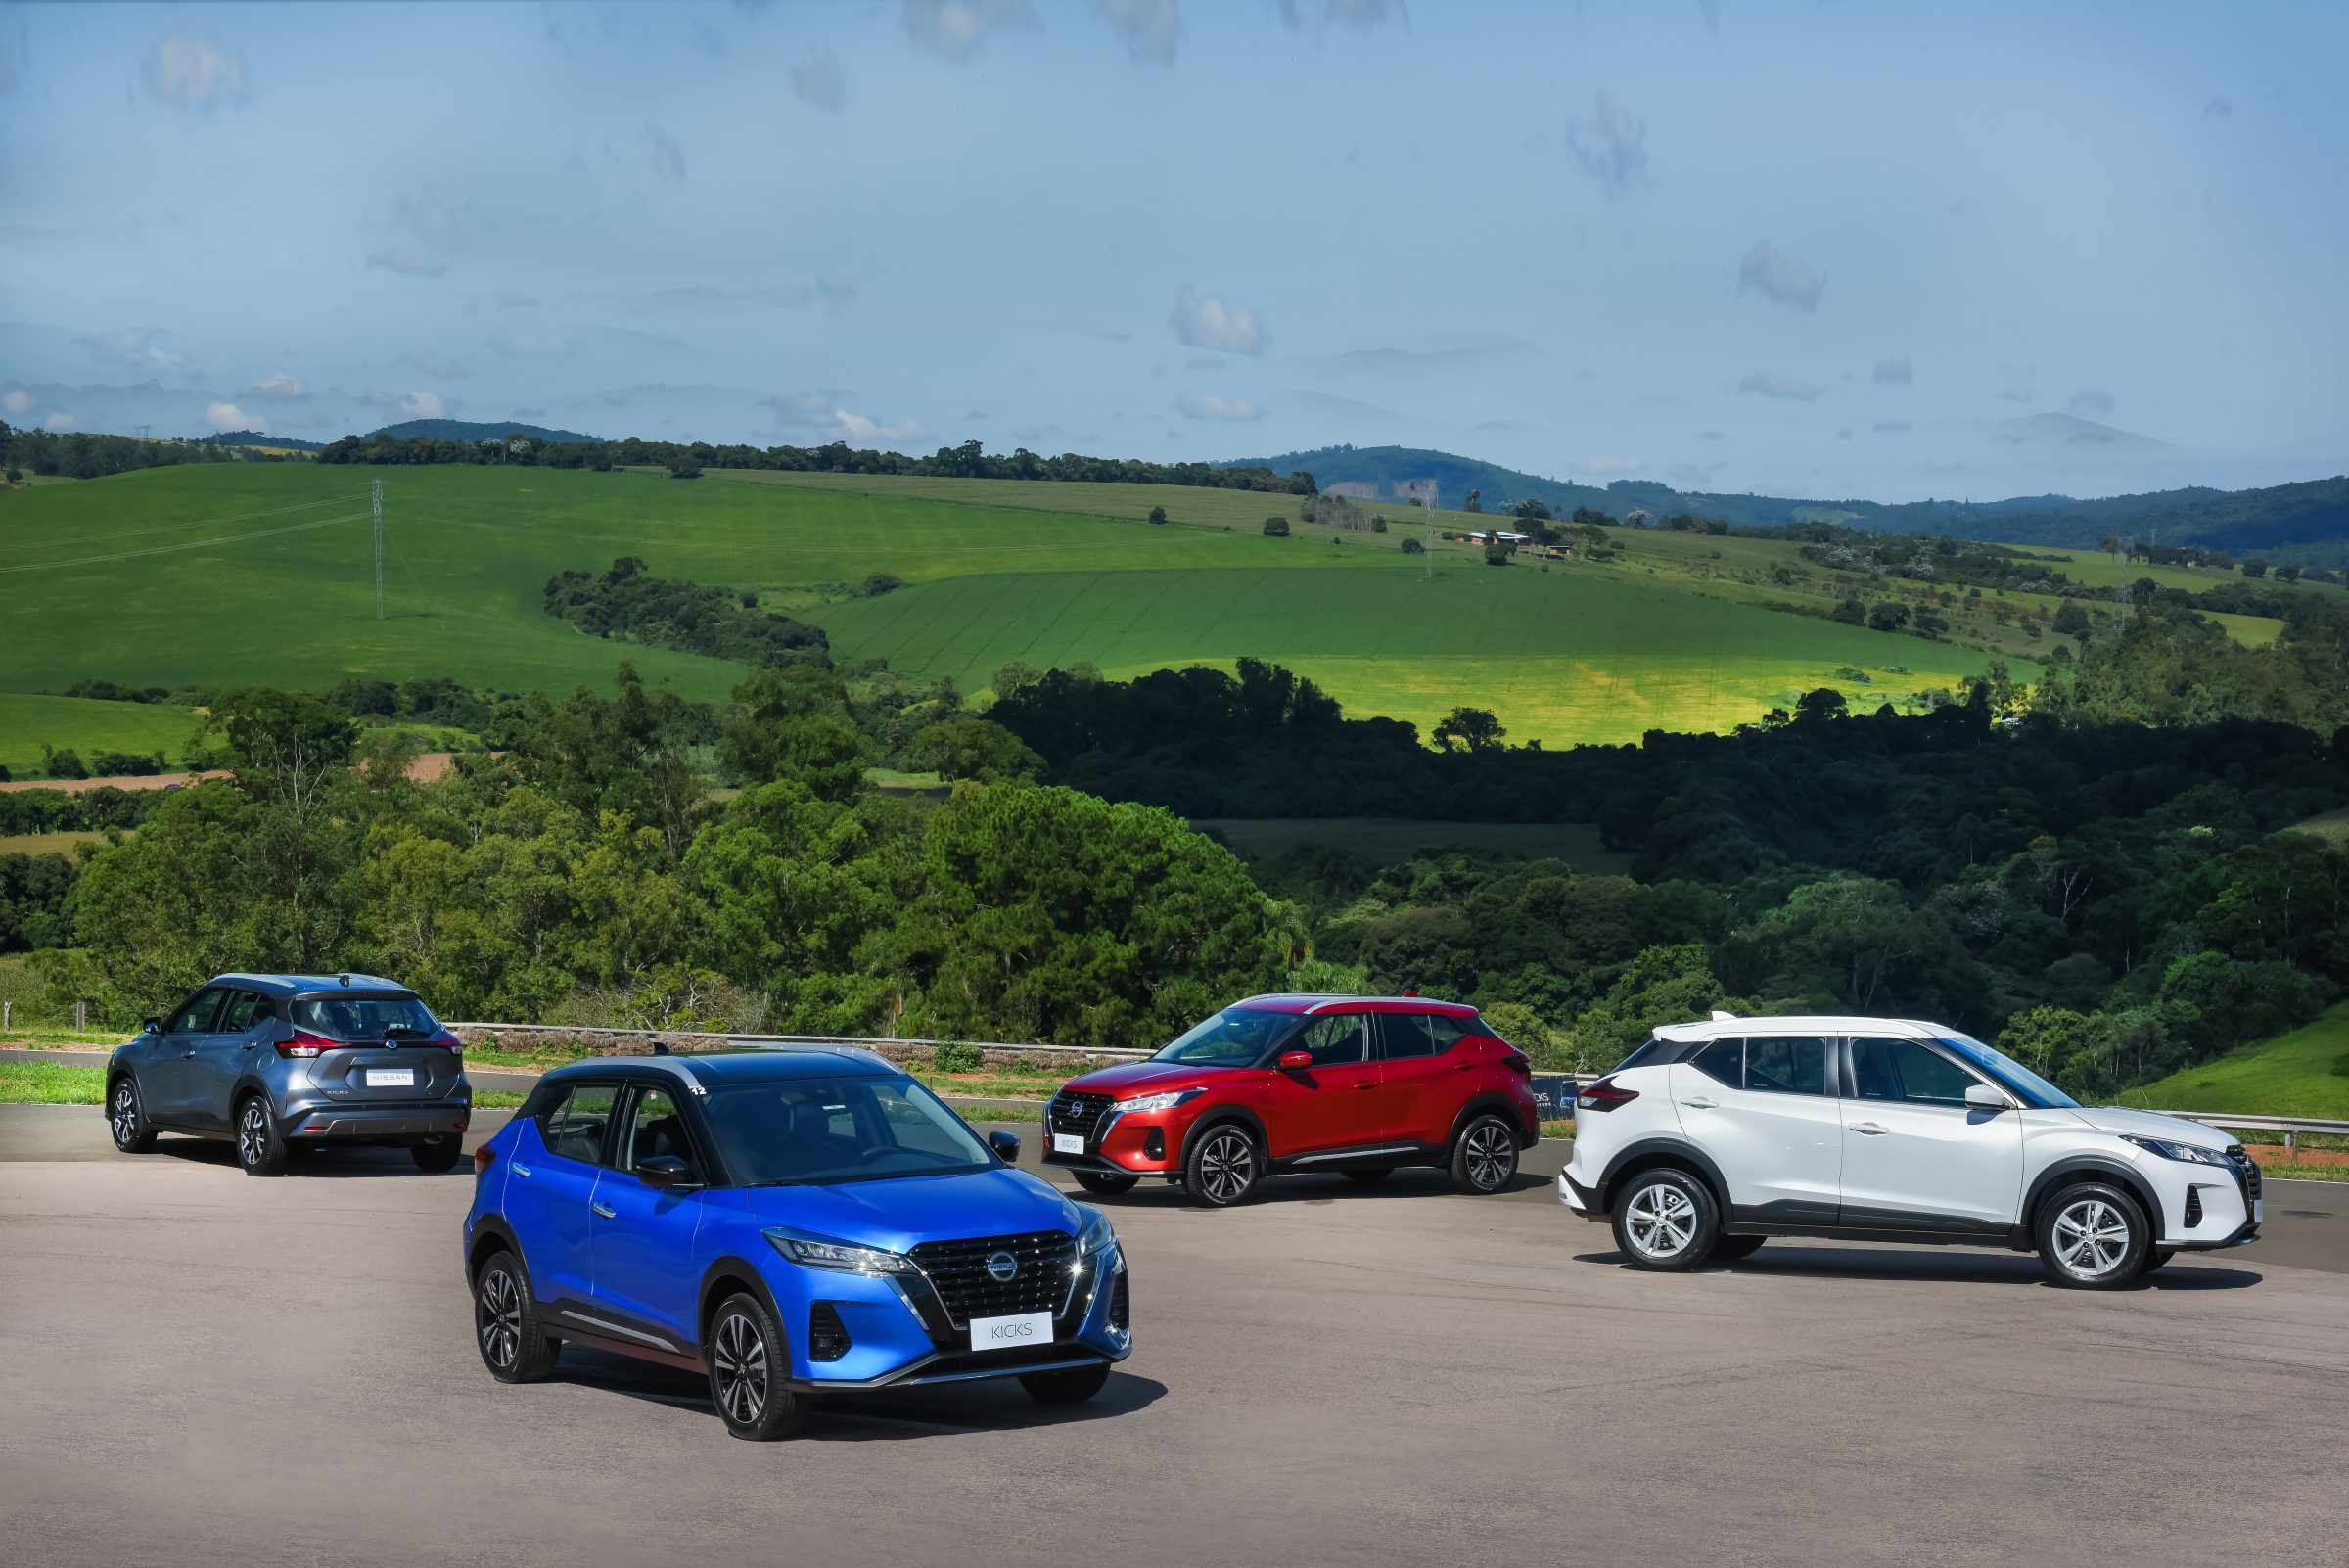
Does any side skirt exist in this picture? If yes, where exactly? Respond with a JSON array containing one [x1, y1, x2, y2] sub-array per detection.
[[543, 1297, 707, 1372]]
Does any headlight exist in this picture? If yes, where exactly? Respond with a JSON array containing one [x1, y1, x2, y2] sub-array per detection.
[[1115, 1089, 1201, 1114], [763, 1226, 919, 1275], [2122, 1135, 2233, 1168], [1074, 1205, 1118, 1258]]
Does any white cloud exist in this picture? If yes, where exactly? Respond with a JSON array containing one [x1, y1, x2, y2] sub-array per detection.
[[1099, 0, 1180, 63], [492, 334, 575, 358], [1577, 455, 1642, 476], [400, 187, 461, 240], [74, 327, 184, 374], [1565, 90, 1647, 197], [2, 390, 33, 415], [1170, 285, 1267, 355], [2066, 388, 2116, 417], [831, 410, 927, 445], [1174, 392, 1263, 421], [1739, 371, 1822, 401], [43, 413, 76, 433], [903, 0, 1037, 61], [765, 391, 923, 446], [792, 47, 845, 111], [367, 249, 449, 278], [376, 392, 446, 420], [1872, 355, 1912, 385], [764, 391, 846, 427], [206, 401, 261, 433], [142, 35, 251, 111], [647, 126, 688, 184], [244, 374, 307, 400], [1737, 240, 1822, 311]]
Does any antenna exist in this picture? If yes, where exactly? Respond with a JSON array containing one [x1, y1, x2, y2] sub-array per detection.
[[372, 479, 385, 620]]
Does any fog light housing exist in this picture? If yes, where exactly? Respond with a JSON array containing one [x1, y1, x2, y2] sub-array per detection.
[[808, 1302, 852, 1362], [1143, 1128, 1165, 1161]]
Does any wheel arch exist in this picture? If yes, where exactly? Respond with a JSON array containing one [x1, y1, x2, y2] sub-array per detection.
[[1176, 1104, 1268, 1170], [1598, 1137, 1731, 1214], [2024, 1157, 2164, 1242], [1447, 1093, 1536, 1150], [698, 1256, 787, 1355], [467, 1216, 523, 1285]]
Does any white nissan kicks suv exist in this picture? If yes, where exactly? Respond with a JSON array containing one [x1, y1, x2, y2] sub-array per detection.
[[1557, 1015, 2262, 1288]]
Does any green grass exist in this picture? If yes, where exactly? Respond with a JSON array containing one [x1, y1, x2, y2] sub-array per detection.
[[0, 693, 205, 776], [2285, 808, 2349, 847], [0, 830, 112, 856], [1194, 817, 1632, 871], [0, 1061, 105, 1103], [2121, 1001, 2349, 1120], [1999, 543, 2349, 600]]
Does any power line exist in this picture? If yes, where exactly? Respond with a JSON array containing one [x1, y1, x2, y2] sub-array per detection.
[[373, 479, 385, 620], [0, 511, 370, 575], [11, 492, 371, 548]]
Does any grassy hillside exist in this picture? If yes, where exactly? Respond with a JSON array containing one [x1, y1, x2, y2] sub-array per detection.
[[2121, 1002, 2349, 1121], [0, 693, 203, 776], [3, 462, 2031, 750]]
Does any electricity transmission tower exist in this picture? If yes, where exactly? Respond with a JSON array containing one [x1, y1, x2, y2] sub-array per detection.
[[1425, 482, 1436, 579], [372, 480, 385, 619]]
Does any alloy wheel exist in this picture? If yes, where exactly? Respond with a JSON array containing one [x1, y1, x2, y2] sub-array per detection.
[[477, 1268, 522, 1371], [2052, 1197, 2133, 1280], [1462, 1122, 1515, 1190], [1198, 1130, 1255, 1203], [1624, 1181, 1698, 1260], [238, 1102, 269, 1168], [110, 1083, 139, 1146], [712, 1310, 768, 1426]]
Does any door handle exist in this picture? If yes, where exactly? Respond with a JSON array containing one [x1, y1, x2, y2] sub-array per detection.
[[1851, 1122, 1890, 1135], [511, 1163, 533, 1177], [591, 1201, 617, 1218], [1680, 1096, 1718, 1109], [1353, 1081, 1377, 1090]]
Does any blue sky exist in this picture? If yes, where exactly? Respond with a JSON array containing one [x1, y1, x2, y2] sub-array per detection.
[[3, 0, 2345, 502]]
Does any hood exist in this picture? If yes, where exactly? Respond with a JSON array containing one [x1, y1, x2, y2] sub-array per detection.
[[734, 1164, 1080, 1252], [2065, 1105, 2234, 1150], [1062, 1060, 1235, 1096]]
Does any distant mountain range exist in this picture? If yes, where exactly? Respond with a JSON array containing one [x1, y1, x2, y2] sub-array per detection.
[[197, 429, 325, 452], [365, 417, 600, 443], [1223, 443, 2349, 561]]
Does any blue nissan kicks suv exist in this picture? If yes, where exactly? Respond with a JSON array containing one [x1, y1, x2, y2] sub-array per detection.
[[463, 1048, 1133, 1440]]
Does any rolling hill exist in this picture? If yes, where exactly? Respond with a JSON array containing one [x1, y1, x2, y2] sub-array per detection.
[[366, 418, 601, 443]]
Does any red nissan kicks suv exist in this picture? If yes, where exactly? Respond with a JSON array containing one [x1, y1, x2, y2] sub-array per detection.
[[1043, 994, 1540, 1206]]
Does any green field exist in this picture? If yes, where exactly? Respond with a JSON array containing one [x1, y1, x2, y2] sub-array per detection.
[[0, 693, 204, 776], [2121, 1002, 2349, 1121], [2, 463, 2027, 749]]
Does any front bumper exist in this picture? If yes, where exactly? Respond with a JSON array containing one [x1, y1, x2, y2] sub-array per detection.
[[1039, 1101, 1183, 1176], [281, 1097, 470, 1142]]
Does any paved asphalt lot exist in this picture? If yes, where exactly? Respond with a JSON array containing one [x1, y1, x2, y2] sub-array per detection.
[[5, 1105, 2347, 1566]]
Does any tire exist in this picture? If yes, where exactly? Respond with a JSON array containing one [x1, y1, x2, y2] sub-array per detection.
[[235, 1095, 288, 1176], [707, 1292, 803, 1441], [474, 1249, 560, 1383], [1021, 1361, 1111, 1405], [2036, 1181, 2152, 1289], [1074, 1170, 1139, 1197], [1344, 1167, 1396, 1185], [108, 1076, 157, 1153], [1183, 1123, 1261, 1207], [2143, 1247, 2177, 1273], [1449, 1113, 1520, 1194], [1710, 1234, 1767, 1264], [1610, 1167, 1719, 1271], [412, 1137, 464, 1175]]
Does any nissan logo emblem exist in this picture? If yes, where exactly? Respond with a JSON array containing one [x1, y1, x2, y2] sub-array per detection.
[[986, 1251, 1019, 1283]]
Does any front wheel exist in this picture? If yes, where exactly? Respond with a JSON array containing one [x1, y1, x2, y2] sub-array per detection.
[[412, 1137, 464, 1175], [236, 1096, 288, 1176], [1611, 1168, 1719, 1271], [1020, 1361, 1111, 1405], [1450, 1114, 1520, 1194], [1074, 1170, 1139, 1197], [109, 1077, 157, 1153], [2037, 1182, 2151, 1288], [707, 1292, 804, 1441], [1184, 1124, 1261, 1207]]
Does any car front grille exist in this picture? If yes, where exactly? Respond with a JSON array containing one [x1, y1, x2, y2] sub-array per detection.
[[2225, 1144, 2262, 1201], [1049, 1090, 1115, 1141], [907, 1230, 1079, 1328]]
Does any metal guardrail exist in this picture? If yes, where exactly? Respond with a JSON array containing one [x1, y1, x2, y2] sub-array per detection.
[[2144, 1112, 2349, 1157], [443, 1023, 1149, 1062]]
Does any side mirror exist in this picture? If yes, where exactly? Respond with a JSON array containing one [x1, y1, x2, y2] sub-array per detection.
[[1277, 1049, 1313, 1071], [1963, 1084, 2009, 1112], [636, 1154, 700, 1189], [988, 1130, 1021, 1163], [142, 1018, 162, 1035]]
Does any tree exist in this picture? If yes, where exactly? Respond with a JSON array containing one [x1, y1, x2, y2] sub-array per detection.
[[1432, 707, 1505, 752], [1147, 505, 1167, 525], [1792, 688, 1848, 724], [1512, 498, 1553, 523], [667, 456, 703, 479], [717, 666, 867, 803], [206, 688, 358, 821], [1830, 597, 1866, 625], [39, 746, 89, 781], [1400, 536, 1424, 555], [2276, 564, 2301, 582], [1262, 516, 1290, 537], [909, 718, 1044, 784], [2052, 601, 2092, 637], [1483, 540, 1510, 567], [1463, 489, 1483, 514], [861, 572, 902, 596], [2242, 558, 2267, 578], [1867, 601, 1911, 632]]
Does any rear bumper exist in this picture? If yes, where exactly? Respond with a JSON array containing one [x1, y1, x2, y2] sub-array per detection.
[[1556, 1169, 1608, 1222], [282, 1098, 470, 1142]]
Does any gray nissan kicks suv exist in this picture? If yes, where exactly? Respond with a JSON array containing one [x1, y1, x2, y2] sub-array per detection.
[[105, 972, 473, 1175]]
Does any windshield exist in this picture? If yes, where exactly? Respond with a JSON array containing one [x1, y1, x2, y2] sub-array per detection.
[[702, 1077, 994, 1186], [293, 994, 436, 1039], [1940, 1035, 2080, 1110], [1152, 1006, 1298, 1067]]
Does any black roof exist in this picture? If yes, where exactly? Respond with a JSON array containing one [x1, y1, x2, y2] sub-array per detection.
[[539, 1046, 901, 1089]]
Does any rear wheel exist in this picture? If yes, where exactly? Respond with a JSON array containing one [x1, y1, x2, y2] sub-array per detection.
[[1344, 1167, 1395, 1185], [1611, 1167, 1719, 1271], [708, 1292, 803, 1441], [474, 1250, 560, 1383], [2036, 1181, 2151, 1289], [1450, 1114, 1520, 1194], [412, 1137, 463, 1174], [1020, 1361, 1111, 1405], [1074, 1170, 1139, 1197], [1184, 1124, 1260, 1207], [236, 1095, 288, 1176], [108, 1077, 156, 1153]]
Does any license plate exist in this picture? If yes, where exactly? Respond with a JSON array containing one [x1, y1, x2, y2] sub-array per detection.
[[2254, 1199, 2264, 1223], [969, 1310, 1053, 1352], [1052, 1132, 1083, 1155], [365, 1068, 415, 1087]]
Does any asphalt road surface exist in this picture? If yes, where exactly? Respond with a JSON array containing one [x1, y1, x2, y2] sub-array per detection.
[[4, 1103, 2346, 1567]]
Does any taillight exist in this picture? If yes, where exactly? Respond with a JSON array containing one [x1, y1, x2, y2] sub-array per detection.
[[1576, 1076, 1639, 1112], [1501, 1050, 1532, 1077], [276, 1029, 338, 1059], [432, 1029, 464, 1056], [473, 1144, 496, 1176]]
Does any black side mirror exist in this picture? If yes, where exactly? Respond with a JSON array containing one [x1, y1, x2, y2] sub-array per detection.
[[142, 1018, 162, 1035], [636, 1154, 700, 1189], [988, 1130, 1021, 1163]]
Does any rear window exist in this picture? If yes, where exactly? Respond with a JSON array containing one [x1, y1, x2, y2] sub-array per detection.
[[292, 993, 436, 1040], [1612, 1037, 1671, 1074]]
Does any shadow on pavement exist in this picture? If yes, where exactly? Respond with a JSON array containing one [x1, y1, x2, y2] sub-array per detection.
[[147, 1134, 455, 1179], [1068, 1168, 1543, 1209], [1574, 1245, 2263, 1290]]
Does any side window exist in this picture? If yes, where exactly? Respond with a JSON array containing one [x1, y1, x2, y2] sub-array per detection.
[[1293, 1013, 1368, 1067], [1425, 1016, 1476, 1054], [540, 1083, 620, 1164], [1688, 1038, 1743, 1087], [1745, 1037, 1830, 1096], [165, 988, 227, 1035], [618, 1086, 692, 1174], [217, 992, 272, 1034], [1850, 1038, 1974, 1109], [1380, 1014, 1438, 1061]]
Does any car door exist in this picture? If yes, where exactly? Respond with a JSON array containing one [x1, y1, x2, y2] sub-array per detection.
[[143, 987, 229, 1125], [1371, 1012, 1456, 1147], [1837, 1036, 2023, 1233], [502, 1081, 619, 1309], [1255, 1011, 1382, 1161], [1666, 1036, 1842, 1225], [187, 990, 271, 1130], [587, 1084, 707, 1350]]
